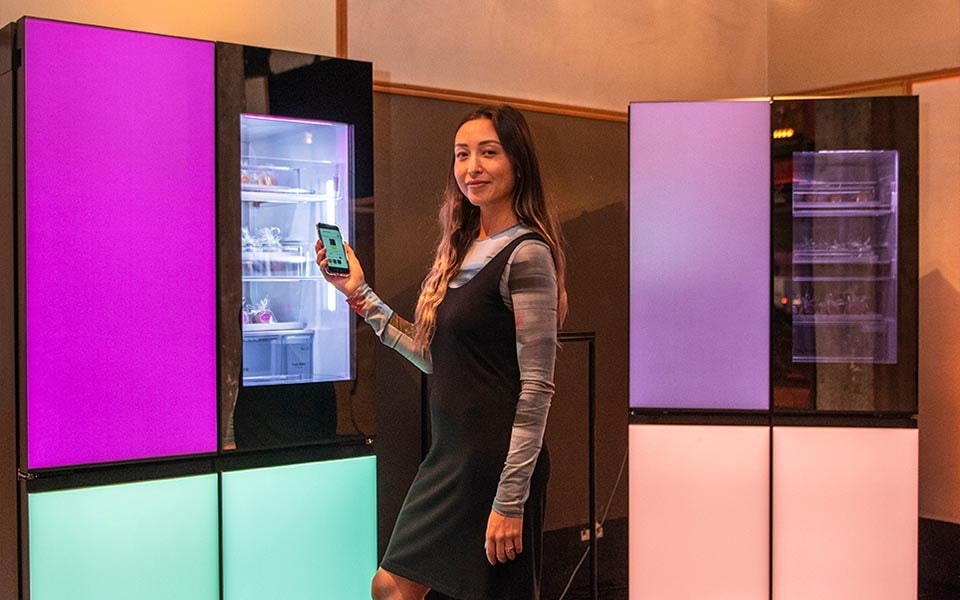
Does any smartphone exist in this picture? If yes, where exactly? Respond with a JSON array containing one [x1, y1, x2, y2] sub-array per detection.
[[316, 222, 350, 276]]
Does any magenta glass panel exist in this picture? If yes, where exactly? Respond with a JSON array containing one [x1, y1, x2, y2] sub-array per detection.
[[24, 19, 217, 468], [629, 102, 770, 410]]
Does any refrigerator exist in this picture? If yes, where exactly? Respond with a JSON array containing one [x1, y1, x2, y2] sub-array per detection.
[[628, 97, 918, 599], [1, 17, 376, 599]]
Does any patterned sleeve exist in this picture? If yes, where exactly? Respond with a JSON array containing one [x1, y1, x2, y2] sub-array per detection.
[[492, 240, 558, 518], [346, 283, 433, 373]]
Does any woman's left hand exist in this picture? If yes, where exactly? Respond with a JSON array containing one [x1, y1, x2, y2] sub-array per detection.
[[485, 510, 523, 565], [315, 239, 365, 297]]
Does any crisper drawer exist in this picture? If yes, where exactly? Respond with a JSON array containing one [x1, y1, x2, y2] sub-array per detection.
[[282, 334, 314, 380], [242, 331, 315, 383], [792, 317, 894, 363], [242, 335, 281, 380]]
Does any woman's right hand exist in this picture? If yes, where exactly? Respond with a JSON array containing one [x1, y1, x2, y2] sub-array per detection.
[[315, 238, 365, 297]]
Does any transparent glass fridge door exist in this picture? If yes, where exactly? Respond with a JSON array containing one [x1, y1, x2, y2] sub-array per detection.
[[240, 114, 354, 385]]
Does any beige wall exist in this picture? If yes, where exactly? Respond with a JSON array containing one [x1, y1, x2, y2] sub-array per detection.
[[0, 0, 337, 55], [8, 1, 957, 108], [768, 0, 960, 93], [916, 77, 960, 524], [349, 0, 769, 109]]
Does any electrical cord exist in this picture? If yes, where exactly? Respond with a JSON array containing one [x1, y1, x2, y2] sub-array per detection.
[[345, 377, 372, 438], [556, 446, 629, 600]]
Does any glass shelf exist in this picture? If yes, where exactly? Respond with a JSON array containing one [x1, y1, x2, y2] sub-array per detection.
[[241, 189, 341, 204], [792, 207, 894, 217]]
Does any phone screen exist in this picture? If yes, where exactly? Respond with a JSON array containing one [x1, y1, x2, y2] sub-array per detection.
[[316, 223, 350, 275]]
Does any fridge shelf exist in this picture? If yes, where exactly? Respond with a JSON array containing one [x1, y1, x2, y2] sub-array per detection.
[[243, 322, 308, 334], [792, 206, 894, 217], [791, 274, 894, 283], [243, 372, 344, 385], [791, 317, 895, 364], [242, 189, 340, 204], [242, 275, 323, 283], [792, 187, 884, 206], [242, 184, 315, 194], [792, 354, 884, 364], [793, 180, 876, 191], [791, 251, 892, 265], [792, 314, 886, 325]]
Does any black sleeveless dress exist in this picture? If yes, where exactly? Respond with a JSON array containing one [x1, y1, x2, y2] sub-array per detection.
[[380, 233, 551, 600]]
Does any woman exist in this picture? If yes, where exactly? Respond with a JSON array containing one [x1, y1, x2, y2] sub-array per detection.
[[317, 104, 567, 600]]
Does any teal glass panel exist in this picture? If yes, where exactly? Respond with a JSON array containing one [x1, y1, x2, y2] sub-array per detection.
[[28, 474, 219, 599], [222, 456, 377, 599]]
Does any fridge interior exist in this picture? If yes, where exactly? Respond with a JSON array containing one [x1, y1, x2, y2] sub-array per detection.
[[240, 114, 354, 386], [789, 150, 898, 364]]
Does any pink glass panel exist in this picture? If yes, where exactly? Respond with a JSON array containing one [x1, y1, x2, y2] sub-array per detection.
[[629, 102, 770, 409], [24, 19, 217, 468], [628, 424, 770, 599], [772, 427, 918, 599]]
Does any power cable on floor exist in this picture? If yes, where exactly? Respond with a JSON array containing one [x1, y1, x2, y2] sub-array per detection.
[[556, 446, 629, 600]]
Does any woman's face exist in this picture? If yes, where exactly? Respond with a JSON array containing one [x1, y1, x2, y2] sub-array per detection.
[[454, 118, 516, 211]]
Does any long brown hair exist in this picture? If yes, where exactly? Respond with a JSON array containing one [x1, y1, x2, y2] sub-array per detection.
[[412, 104, 568, 347]]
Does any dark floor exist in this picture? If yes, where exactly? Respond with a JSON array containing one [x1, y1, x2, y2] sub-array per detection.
[[919, 580, 960, 599], [548, 580, 960, 599], [554, 580, 959, 600], [541, 518, 960, 600], [542, 519, 627, 600]]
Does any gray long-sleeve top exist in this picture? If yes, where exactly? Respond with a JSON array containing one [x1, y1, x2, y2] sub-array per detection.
[[346, 225, 558, 518]]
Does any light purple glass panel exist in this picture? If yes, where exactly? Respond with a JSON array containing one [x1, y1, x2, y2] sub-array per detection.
[[629, 102, 769, 410], [24, 19, 217, 468]]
